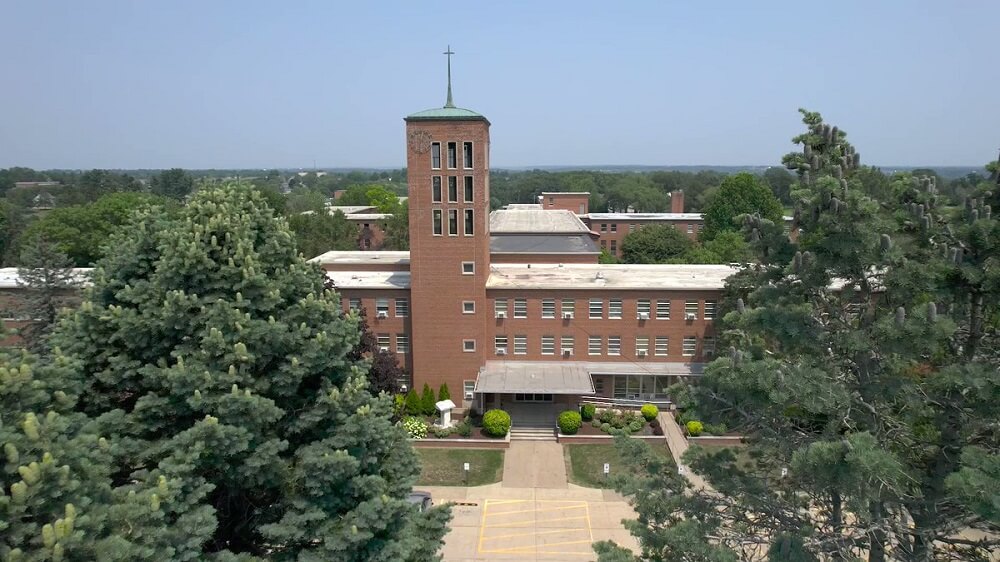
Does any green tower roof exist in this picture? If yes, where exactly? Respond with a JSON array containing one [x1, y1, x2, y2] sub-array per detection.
[[405, 46, 488, 123]]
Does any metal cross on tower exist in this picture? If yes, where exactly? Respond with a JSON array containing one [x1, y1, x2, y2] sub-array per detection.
[[444, 45, 455, 108]]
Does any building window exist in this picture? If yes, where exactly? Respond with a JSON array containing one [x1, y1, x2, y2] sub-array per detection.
[[703, 336, 716, 356], [495, 335, 508, 353], [589, 298, 603, 319], [463, 339, 476, 352], [637, 299, 651, 319], [600, 223, 607, 232], [462, 301, 475, 314], [610, 223, 617, 233], [541, 299, 555, 319], [432, 176, 442, 202], [348, 297, 361, 311], [432, 210, 442, 235], [656, 299, 671, 320], [610, 240, 617, 254], [683, 336, 697, 356], [588, 336, 602, 356], [687, 224, 694, 234], [560, 335, 574, 355], [448, 210, 458, 235], [698, 224, 704, 232], [377, 333, 391, 351], [655, 336, 669, 356], [608, 336, 621, 356], [513, 298, 527, 318], [704, 300, 716, 320], [448, 176, 458, 202], [376, 298, 389, 316], [541, 335, 555, 355], [463, 141, 473, 169], [431, 142, 441, 169], [513, 335, 527, 355], [447, 141, 457, 168], [601, 240, 607, 249], [608, 298, 622, 319], [462, 261, 474, 275], [463, 176, 473, 202], [464, 209, 474, 235], [395, 298, 408, 317], [396, 334, 409, 354], [561, 299, 575, 318], [685, 300, 699, 320], [629, 224, 636, 232], [636, 336, 649, 356], [464, 380, 476, 402], [494, 298, 508, 317], [594, 377, 605, 394]]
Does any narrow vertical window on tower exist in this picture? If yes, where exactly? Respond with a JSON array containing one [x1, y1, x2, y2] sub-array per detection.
[[464, 176, 474, 202], [447, 142, 457, 168], [463, 141, 473, 168], [464, 209, 474, 235], [432, 176, 442, 202], [448, 209, 458, 235], [431, 142, 441, 169], [448, 177, 458, 202], [432, 210, 442, 235]]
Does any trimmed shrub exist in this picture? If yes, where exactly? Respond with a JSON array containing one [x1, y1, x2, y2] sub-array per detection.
[[580, 403, 596, 421], [652, 425, 664, 436], [686, 420, 704, 437], [649, 419, 661, 430], [558, 410, 583, 435], [678, 409, 699, 426], [611, 415, 626, 430], [438, 383, 451, 402], [598, 409, 615, 424], [405, 389, 422, 416], [402, 417, 428, 439], [622, 411, 640, 425], [628, 420, 644, 433], [704, 423, 728, 436], [591, 419, 602, 428], [482, 409, 511, 437], [432, 426, 452, 439], [421, 383, 437, 416], [600, 422, 611, 433], [608, 427, 623, 437], [454, 420, 473, 437], [640, 403, 659, 421]]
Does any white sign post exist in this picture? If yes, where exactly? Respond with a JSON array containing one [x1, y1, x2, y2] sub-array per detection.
[[781, 467, 788, 478], [463, 462, 470, 484], [603, 463, 610, 478]]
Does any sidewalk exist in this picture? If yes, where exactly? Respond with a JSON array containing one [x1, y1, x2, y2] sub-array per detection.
[[658, 411, 710, 490], [502, 441, 568, 488]]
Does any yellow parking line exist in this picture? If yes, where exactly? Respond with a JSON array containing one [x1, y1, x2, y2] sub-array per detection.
[[481, 527, 589, 541], [489, 515, 588, 527], [482, 539, 594, 554], [476, 499, 490, 554], [485, 504, 586, 517], [485, 499, 528, 506], [585, 501, 594, 541]]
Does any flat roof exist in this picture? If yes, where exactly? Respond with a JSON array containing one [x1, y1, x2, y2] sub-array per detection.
[[504, 203, 543, 210], [490, 234, 599, 255], [489, 209, 591, 234], [325, 270, 411, 290], [309, 251, 410, 266], [486, 263, 738, 290], [475, 360, 703, 394], [328, 205, 376, 215], [585, 212, 704, 221], [343, 213, 392, 221], [540, 191, 590, 196], [0, 267, 93, 289]]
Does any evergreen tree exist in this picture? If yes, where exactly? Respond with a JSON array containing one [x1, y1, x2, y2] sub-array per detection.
[[49, 183, 450, 560], [603, 110, 999, 560], [0, 345, 178, 560], [420, 383, 437, 417], [15, 236, 83, 352], [149, 168, 195, 200], [404, 389, 422, 417], [437, 383, 450, 403]]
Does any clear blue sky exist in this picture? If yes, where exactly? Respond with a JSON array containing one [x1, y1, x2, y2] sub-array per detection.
[[2, 1, 997, 169]]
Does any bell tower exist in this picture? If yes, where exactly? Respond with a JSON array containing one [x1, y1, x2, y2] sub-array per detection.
[[405, 47, 491, 405]]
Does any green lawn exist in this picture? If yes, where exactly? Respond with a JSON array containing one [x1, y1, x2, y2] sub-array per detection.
[[416, 448, 504, 486], [564, 442, 674, 488]]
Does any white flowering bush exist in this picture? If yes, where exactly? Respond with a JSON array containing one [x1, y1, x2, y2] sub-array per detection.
[[402, 416, 428, 439]]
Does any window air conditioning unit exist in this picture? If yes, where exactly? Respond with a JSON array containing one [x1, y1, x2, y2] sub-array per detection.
[[400, 384, 408, 392], [495, 311, 507, 319], [378, 346, 389, 352], [637, 349, 647, 357], [376, 311, 389, 319], [637, 312, 650, 320], [685, 313, 697, 320], [562, 312, 574, 319], [496, 347, 507, 355], [464, 391, 474, 400], [563, 349, 573, 356]]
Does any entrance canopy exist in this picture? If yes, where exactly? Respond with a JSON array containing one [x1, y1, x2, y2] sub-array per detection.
[[474, 360, 704, 395]]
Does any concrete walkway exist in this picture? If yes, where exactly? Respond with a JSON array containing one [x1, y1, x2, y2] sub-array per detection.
[[502, 441, 568, 488], [658, 411, 710, 490]]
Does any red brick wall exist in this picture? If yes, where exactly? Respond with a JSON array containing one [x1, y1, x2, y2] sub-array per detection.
[[484, 289, 719, 363], [582, 219, 705, 258], [542, 193, 589, 214], [405, 117, 491, 403], [337, 288, 412, 372], [490, 252, 597, 264], [353, 221, 386, 250]]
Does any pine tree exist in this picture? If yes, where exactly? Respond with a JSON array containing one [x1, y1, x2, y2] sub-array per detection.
[[420, 383, 437, 417], [15, 236, 83, 352], [437, 383, 450, 403], [404, 389, 422, 416], [603, 111, 999, 560], [49, 183, 450, 560], [0, 344, 179, 560]]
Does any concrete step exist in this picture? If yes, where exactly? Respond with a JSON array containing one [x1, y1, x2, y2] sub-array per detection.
[[510, 427, 557, 441]]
